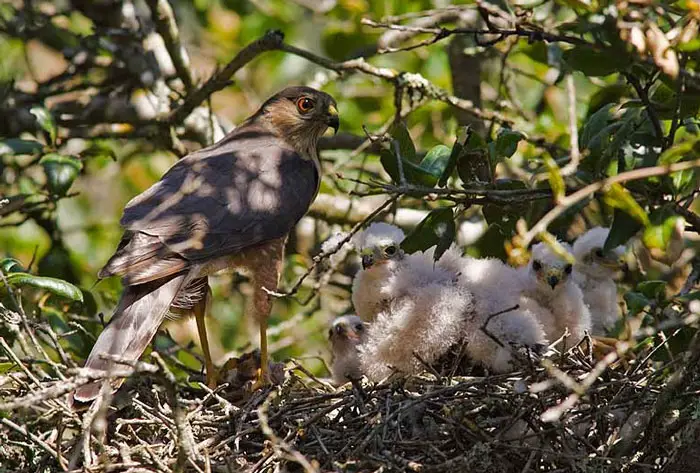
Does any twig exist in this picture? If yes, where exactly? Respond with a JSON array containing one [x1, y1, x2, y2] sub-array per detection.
[[361, 18, 590, 48], [624, 73, 664, 145], [265, 196, 398, 298], [145, 0, 194, 91], [168, 30, 285, 124], [559, 75, 580, 177], [1, 417, 68, 468], [520, 159, 700, 248]]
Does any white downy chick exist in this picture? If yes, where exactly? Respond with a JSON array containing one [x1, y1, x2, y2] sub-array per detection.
[[519, 241, 592, 349], [426, 245, 548, 372], [358, 250, 472, 381], [351, 223, 407, 321], [328, 315, 367, 385], [572, 227, 627, 335]]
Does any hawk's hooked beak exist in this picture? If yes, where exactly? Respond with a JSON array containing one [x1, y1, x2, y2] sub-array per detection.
[[547, 274, 560, 289], [327, 104, 339, 135], [361, 253, 374, 269], [599, 256, 628, 272]]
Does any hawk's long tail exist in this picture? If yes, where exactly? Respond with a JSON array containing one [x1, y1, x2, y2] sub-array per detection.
[[72, 274, 186, 403]]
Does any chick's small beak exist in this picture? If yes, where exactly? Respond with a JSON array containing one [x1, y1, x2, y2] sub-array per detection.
[[345, 330, 360, 341], [327, 104, 339, 134], [599, 257, 624, 270], [361, 254, 374, 269], [547, 275, 560, 289]]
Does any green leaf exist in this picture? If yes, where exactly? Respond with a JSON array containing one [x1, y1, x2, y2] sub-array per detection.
[[389, 122, 416, 162], [401, 208, 456, 262], [602, 183, 650, 226], [493, 129, 523, 160], [3, 273, 84, 303], [624, 292, 649, 316], [40, 153, 83, 197], [605, 209, 642, 252], [544, 156, 565, 202], [0, 138, 44, 156], [642, 215, 683, 250], [0, 258, 25, 274], [439, 127, 469, 187], [30, 106, 57, 145], [658, 138, 700, 165], [380, 149, 439, 187], [587, 84, 630, 117], [637, 280, 666, 300], [580, 103, 616, 150], [420, 145, 451, 178], [456, 130, 490, 183], [563, 47, 630, 77]]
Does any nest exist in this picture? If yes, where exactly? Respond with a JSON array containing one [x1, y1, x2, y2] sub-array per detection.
[[3, 330, 700, 473]]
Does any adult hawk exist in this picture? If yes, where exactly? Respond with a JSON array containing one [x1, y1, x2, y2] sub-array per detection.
[[74, 86, 338, 402]]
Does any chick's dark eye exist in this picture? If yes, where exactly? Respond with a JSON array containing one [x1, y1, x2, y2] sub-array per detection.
[[565, 264, 573, 274], [594, 249, 605, 257], [355, 324, 364, 332], [532, 260, 542, 271], [296, 97, 314, 113], [385, 245, 397, 256]]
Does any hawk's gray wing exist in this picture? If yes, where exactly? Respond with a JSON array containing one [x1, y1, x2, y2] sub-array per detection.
[[100, 123, 318, 282]]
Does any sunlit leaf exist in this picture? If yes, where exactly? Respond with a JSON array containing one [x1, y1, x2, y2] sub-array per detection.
[[3, 273, 84, 302], [439, 127, 469, 187], [420, 145, 451, 178], [30, 106, 57, 146], [40, 153, 83, 197], [642, 215, 683, 250], [0, 258, 25, 274], [544, 156, 565, 202], [603, 183, 650, 226], [380, 149, 439, 187], [0, 139, 43, 156], [389, 122, 416, 162], [401, 208, 456, 262]]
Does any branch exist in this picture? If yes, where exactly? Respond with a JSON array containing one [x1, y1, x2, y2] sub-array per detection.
[[559, 75, 580, 177], [267, 196, 398, 299], [145, 0, 194, 91], [361, 18, 591, 51], [624, 72, 665, 145], [521, 159, 700, 247], [167, 30, 286, 125]]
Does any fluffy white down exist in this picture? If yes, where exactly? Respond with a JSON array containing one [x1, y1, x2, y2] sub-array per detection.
[[519, 242, 591, 349], [351, 222, 405, 251], [350, 223, 406, 321], [426, 245, 548, 371], [571, 227, 623, 335], [329, 315, 366, 385], [359, 281, 474, 381]]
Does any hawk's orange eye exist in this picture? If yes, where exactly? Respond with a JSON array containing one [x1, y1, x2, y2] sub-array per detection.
[[296, 97, 314, 113]]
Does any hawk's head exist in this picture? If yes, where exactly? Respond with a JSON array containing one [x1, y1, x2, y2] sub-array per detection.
[[260, 86, 339, 153], [328, 315, 366, 347], [572, 227, 627, 279], [352, 222, 406, 271], [528, 241, 574, 292]]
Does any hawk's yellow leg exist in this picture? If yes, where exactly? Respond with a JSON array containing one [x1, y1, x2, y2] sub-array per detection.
[[254, 319, 269, 389], [194, 299, 218, 388]]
